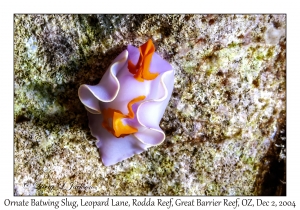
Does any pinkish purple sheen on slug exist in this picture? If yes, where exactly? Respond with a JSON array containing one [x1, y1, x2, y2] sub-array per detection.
[[78, 40, 174, 166]]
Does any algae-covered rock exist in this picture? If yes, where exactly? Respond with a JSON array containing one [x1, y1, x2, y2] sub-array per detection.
[[14, 14, 286, 195]]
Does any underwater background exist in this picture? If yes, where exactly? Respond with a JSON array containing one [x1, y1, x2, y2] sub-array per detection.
[[14, 14, 286, 195]]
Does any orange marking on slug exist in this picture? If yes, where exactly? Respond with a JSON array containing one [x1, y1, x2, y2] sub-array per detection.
[[102, 95, 146, 138], [128, 39, 159, 82]]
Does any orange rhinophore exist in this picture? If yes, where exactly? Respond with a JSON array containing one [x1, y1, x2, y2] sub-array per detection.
[[102, 95, 146, 138], [128, 39, 159, 82]]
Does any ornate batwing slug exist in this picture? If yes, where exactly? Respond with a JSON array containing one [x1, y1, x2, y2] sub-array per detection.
[[78, 40, 174, 166]]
